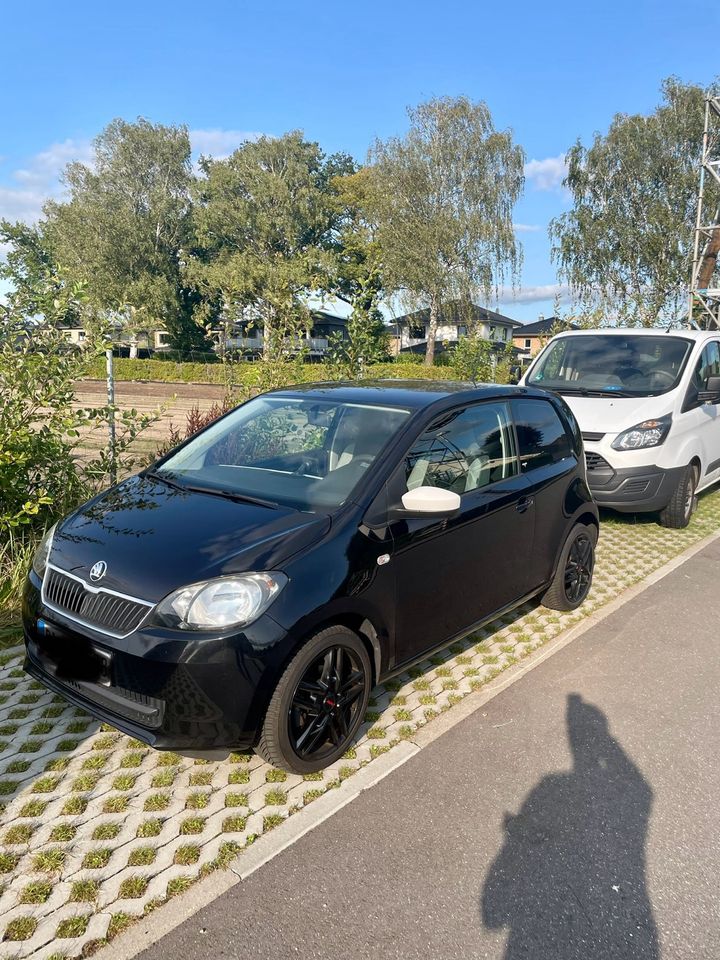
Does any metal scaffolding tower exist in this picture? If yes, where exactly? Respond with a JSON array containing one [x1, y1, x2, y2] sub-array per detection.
[[689, 97, 720, 328]]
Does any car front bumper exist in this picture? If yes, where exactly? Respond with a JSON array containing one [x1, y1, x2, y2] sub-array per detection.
[[585, 456, 684, 513], [22, 571, 289, 752]]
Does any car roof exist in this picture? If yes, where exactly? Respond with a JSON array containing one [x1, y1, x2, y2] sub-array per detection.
[[269, 379, 551, 410], [548, 327, 713, 341]]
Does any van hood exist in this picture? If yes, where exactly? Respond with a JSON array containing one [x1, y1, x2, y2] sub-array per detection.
[[49, 475, 331, 602], [557, 394, 675, 436]]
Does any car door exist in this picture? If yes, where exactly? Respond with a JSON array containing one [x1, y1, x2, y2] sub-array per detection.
[[510, 396, 578, 590], [680, 340, 720, 485], [388, 400, 534, 667]]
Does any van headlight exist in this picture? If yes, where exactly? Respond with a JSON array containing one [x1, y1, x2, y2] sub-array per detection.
[[153, 573, 287, 630], [31, 524, 56, 578], [611, 415, 671, 451]]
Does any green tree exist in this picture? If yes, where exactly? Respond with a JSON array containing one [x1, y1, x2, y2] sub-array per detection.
[[369, 96, 525, 365], [43, 118, 209, 354], [0, 221, 81, 324], [550, 77, 720, 327], [190, 132, 354, 363], [326, 167, 389, 377]]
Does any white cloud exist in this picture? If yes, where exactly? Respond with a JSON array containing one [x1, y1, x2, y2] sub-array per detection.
[[524, 154, 568, 192], [513, 222, 542, 233], [189, 128, 262, 159], [0, 137, 92, 225], [497, 283, 571, 306]]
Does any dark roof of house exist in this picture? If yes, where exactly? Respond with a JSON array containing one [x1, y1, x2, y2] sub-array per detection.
[[515, 316, 577, 336], [393, 301, 521, 329]]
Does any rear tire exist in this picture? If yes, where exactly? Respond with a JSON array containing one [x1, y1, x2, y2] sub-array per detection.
[[256, 625, 371, 774], [542, 523, 596, 612], [658, 464, 697, 529]]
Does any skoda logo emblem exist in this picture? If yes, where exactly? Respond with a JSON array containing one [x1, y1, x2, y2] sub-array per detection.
[[89, 561, 107, 582]]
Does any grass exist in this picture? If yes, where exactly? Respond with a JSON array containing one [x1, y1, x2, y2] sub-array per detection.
[[19, 880, 53, 904], [222, 815, 248, 832], [225, 792, 249, 807], [128, 846, 156, 866], [56, 915, 90, 938], [70, 880, 99, 902], [82, 848, 112, 869], [118, 876, 149, 899], [174, 844, 201, 865], [136, 819, 163, 838], [50, 824, 77, 842], [3, 916, 38, 941], [185, 791, 211, 809], [18, 799, 48, 818], [264, 788, 287, 805], [228, 768, 250, 784], [33, 848, 66, 872], [144, 792, 170, 811], [179, 816, 206, 835], [93, 823, 121, 841]]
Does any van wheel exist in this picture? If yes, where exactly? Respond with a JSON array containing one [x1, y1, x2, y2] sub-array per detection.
[[658, 464, 697, 529], [256, 625, 371, 774], [542, 523, 596, 612]]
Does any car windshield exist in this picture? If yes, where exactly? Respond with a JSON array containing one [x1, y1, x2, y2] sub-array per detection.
[[153, 395, 411, 512], [526, 334, 693, 397]]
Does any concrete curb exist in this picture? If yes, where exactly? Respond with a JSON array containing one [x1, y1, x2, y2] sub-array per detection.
[[94, 526, 720, 960]]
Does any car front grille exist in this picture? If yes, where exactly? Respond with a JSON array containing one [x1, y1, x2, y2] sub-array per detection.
[[43, 567, 153, 637], [582, 431, 606, 442], [585, 451, 613, 472]]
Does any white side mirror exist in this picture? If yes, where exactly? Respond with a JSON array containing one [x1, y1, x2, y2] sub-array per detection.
[[401, 486, 461, 515]]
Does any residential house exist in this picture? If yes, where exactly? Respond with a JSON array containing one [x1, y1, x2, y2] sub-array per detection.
[[391, 302, 522, 355], [215, 309, 349, 358], [513, 316, 575, 362]]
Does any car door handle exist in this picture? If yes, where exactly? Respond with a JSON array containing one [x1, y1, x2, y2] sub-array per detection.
[[516, 496, 534, 513]]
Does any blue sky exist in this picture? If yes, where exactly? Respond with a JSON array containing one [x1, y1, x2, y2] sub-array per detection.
[[1, 0, 717, 322]]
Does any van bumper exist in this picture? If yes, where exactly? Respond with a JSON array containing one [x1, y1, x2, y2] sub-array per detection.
[[586, 460, 684, 513]]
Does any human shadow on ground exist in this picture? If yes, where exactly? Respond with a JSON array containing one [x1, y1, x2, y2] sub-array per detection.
[[482, 694, 659, 959]]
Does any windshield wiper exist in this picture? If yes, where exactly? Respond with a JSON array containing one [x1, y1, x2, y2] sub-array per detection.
[[181, 485, 279, 510], [143, 469, 186, 491], [547, 386, 637, 398]]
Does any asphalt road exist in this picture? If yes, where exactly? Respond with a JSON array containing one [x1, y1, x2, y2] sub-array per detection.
[[139, 540, 720, 960]]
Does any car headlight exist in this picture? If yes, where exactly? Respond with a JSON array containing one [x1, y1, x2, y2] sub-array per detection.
[[611, 415, 671, 451], [31, 524, 56, 578], [154, 572, 287, 630]]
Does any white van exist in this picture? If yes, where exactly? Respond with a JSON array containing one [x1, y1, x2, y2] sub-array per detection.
[[520, 328, 720, 528]]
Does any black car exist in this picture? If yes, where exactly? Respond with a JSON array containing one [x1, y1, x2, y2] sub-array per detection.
[[23, 381, 598, 772]]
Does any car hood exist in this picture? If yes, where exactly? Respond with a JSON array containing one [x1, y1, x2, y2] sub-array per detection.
[[49, 475, 331, 602], [558, 394, 675, 436]]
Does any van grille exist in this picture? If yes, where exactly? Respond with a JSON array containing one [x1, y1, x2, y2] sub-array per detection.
[[585, 452, 613, 472], [43, 568, 152, 637], [582, 432, 606, 442]]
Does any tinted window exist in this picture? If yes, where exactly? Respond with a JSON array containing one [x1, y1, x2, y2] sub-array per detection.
[[512, 398, 572, 472], [404, 402, 518, 495]]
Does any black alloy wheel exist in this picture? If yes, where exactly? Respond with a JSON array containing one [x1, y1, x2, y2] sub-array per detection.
[[289, 644, 366, 762], [563, 532, 594, 604], [256, 625, 371, 773], [541, 523, 596, 612]]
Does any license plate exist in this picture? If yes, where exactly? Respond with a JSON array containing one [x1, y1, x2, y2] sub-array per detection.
[[36, 619, 112, 685]]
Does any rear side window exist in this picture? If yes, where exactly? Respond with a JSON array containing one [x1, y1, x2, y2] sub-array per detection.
[[512, 398, 572, 472], [404, 402, 518, 495]]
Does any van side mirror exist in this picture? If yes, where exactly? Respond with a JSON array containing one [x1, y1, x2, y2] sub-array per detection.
[[400, 486, 461, 516], [698, 375, 720, 404]]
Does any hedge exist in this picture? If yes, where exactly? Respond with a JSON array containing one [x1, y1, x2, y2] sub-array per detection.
[[80, 357, 463, 386]]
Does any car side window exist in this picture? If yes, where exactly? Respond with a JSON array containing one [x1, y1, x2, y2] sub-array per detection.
[[512, 398, 572, 473], [404, 402, 518, 495], [684, 342, 720, 410]]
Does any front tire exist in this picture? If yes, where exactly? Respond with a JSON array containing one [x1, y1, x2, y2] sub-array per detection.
[[658, 464, 697, 529], [256, 625, 371, 774], [542, 523, 596, 612]]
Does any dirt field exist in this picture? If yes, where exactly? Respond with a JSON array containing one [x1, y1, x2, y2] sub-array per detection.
[[72, 379, 229, 462]]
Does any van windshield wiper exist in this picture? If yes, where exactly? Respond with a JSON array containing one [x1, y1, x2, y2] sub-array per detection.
[[552, 386, 636, 398], [143, 469, 185, 491]]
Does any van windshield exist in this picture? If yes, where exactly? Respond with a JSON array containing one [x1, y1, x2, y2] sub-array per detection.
[[152, 395, 411, 512], [527, 334, 693, 397]]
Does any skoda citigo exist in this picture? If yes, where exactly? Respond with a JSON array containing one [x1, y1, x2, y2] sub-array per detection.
[[24, 382, 597, 772]]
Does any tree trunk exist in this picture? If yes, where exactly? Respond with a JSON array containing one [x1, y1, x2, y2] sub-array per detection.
[[697, 226, 720, 291], [425, 298, 439, 366]]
